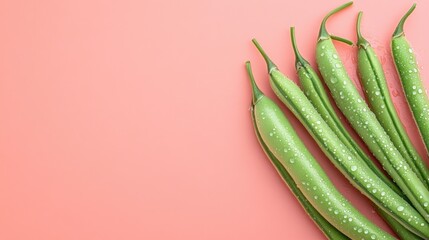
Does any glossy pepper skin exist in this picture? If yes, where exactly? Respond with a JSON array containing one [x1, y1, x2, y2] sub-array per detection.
[[316, 2, 429, 226], [291, 25, 422, 239], [252, 33, 428, 238], [357, 11, 429, 189], [247, 61, 394, 240], [391, 4, 429, 188], [291, 26, 402, 196], [247, 62, 348, 240]]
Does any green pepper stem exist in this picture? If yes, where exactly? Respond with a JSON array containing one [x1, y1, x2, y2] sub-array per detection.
[[356, 11, 369, 48], [330, 35, 354, 46], [318, 1, 353, 41], [290, 27, 310, 70], [246, 61, 264, 105], [252, 39, 278, 74], [393, 3, 416, 38]]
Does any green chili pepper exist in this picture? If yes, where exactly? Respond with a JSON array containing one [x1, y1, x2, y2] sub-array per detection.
[[357, 11, 429, 189], [252, 36, 429, 238], [247, 62, 349, 240], [291, 26, 422, 239], [391, 4, 429, 188], [376, 209, 422, 240], [315, 2, 429, 224], [291, 26, 401, 196], [247, 60, 394, 240]]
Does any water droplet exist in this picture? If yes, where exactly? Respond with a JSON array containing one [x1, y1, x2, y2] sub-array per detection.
[[409, 48, 413, 53], [289, 159, 295, 164], [397, 206, 404, 212], [333, 54, 338, 59], [330, 78, 338, 84], [335, 63, 341, 68], [375, 91, 380, 96], [351, 166, 357, 172]]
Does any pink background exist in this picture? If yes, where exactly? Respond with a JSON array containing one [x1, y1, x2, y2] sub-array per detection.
[[0, 0, 428, 239]]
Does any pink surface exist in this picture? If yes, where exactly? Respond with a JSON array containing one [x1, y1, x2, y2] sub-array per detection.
[[0, 0, 428, 239]]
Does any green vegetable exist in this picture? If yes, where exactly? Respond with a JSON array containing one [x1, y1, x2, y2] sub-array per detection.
[[391, 4, 429, 187], [247, 60, 394, 240], [247, 62, 349, 240], [291, 26, 422, 239], [316, 1, 429, 224], [291, 26, 401, 196], [252, 36, 429, 238], [357, 10, 429, 189], [376, 209, 422, 240]]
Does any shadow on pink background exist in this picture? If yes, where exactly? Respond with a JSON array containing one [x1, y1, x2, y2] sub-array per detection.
[[0, 0, 428, 239]]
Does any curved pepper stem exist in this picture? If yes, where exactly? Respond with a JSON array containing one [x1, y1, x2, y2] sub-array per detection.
[[393, 3, 416, 38], [356, 11, 370, 48], [318, 1, 353, 43]]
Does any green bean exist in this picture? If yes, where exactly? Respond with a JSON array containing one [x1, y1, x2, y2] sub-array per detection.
[[316, 2, 429, 224], [357, 11, 429, 189], [246, 61, 394, 240], [252, 37, 429, 238], [247, 62, 349, 240], [291, 26, 422, 239], [391, 4, 429, 187]]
